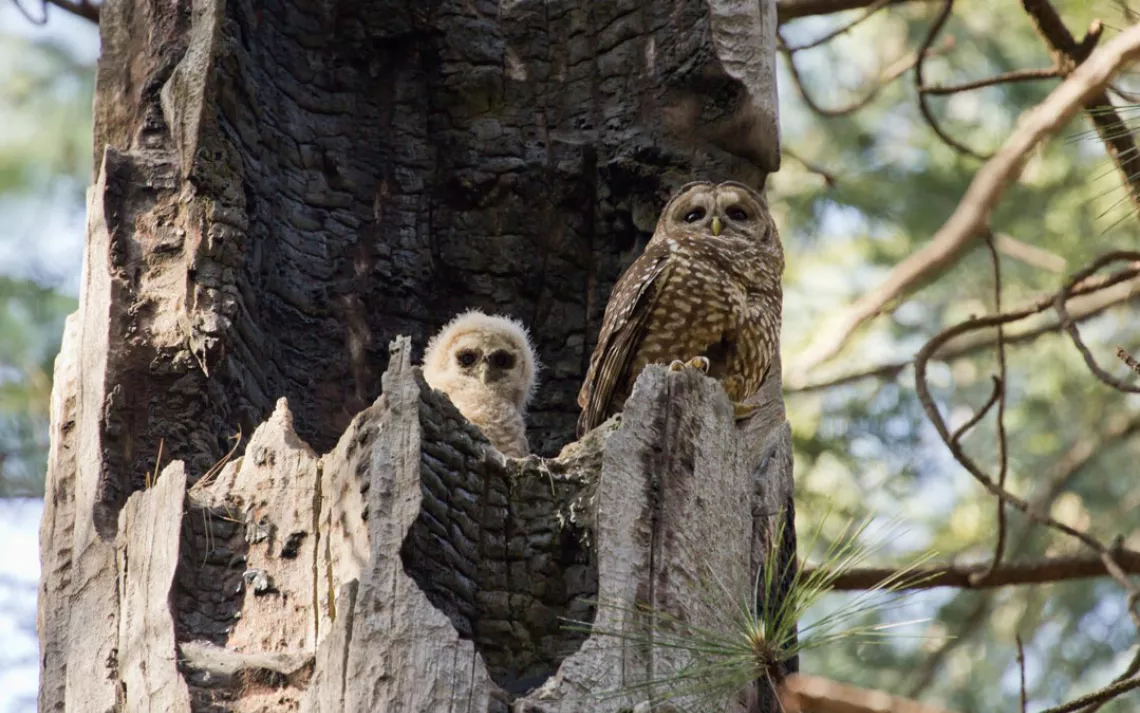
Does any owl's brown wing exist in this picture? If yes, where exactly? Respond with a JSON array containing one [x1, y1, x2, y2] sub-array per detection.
[[577, 243, 674, 436]]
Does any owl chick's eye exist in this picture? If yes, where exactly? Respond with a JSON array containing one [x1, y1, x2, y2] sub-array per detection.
[[456, 349, 479, 367], [726, 206, 748, 221], [683, 207, 706, 223], [488, 350, 516, 370]]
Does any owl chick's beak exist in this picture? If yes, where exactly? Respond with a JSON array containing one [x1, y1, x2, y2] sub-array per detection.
[[477, 362, 492, 384], [711, 216, 722, 236]]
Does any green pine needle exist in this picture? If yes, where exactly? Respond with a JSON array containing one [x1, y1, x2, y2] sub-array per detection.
[[561, 509, 940, 712]]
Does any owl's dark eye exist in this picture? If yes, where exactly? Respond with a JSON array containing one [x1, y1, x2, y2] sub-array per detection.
[[683, 207, 706, 223], [488, 350, 516, 370], [456, 350, 479, 367], [726, 206, 748, 221]]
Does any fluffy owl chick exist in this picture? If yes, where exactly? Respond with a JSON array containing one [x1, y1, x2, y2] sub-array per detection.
[[577, 180, 783, 436], [423, 310, 539, 458]]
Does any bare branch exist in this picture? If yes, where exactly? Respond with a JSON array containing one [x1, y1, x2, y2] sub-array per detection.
[[1054, 252, 1140, 393], [783, 147, 839, 187], [781, 0, 893, 52], [1023, 0, 1140, 213], [46, 0, 99, 22], [1039, 676, 1140, 713], [995, 232, 1067, 272], [820, 549, 1140, 591], [787, 269, 1140, 393], [922, 66, 1062, 95], [10, 0, 47, 24], [913, 251, 1140, 644], [781, 673, 962, 713], [781, 31, 953, 117], [787, 24, 1140, 381], [777, 0, 939, 22], [972, 233, 1010, 586], [1017, 635, 1028, 713], [11, 0, 101, 23], [914, 0, 992, 159], [1118, 345, 1140, 375]]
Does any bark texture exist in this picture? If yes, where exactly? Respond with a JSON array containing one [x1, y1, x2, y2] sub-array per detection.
[[39, 0, 788, 710]]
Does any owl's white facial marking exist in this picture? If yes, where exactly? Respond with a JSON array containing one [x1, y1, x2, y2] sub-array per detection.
[[422, 310, 540, 415], [447, 332, 527, 405]]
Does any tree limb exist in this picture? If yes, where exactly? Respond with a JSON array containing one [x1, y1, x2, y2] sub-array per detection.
[[47, 0, 99, 22], [777, 0, 938, 22], [781, 673, 962, 713], [787, 23, 1140, 381], [1021, 0, 1140, 213], [786, 271, 1140, 393], [1038, 676, 1140, 713], [819, 549, 1140, 591], [921, 66, 1062, 95]]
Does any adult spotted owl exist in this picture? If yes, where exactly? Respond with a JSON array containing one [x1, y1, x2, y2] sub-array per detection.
[[577, 180, 783, 436]]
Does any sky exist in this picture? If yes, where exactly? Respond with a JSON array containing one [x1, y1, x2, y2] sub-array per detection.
[[0, 6, 99, 712]]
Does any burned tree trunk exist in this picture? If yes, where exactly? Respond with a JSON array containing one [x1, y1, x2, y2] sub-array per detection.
[[38, 0, 790, 710]]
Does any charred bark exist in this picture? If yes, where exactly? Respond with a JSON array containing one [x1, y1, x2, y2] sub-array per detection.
[[38, 0, 789, 710]]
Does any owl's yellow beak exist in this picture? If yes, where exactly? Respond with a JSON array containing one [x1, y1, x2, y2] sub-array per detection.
[[711, 216, 722, 236]]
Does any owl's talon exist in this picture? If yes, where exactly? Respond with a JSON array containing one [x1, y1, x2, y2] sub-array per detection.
[[686, 356, 710, 373], [668, 357, 710, 373], [733, 402, 759, 420]]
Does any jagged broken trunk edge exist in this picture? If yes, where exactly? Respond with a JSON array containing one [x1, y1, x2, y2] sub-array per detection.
[[64, 334, 793, 713], [38, 0, 788, 708], [301, 336, 796, 712]]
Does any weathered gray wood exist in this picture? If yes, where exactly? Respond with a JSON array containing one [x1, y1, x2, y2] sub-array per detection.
[[340, 337, 503, 711], [116, 463, 193, 713], [40, 0, 787, 709], [511, 354, 793, 712], [41, 329, 792, 711], [37, 156, 132, 713]]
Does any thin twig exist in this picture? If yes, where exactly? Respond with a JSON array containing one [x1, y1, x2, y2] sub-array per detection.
[[777, 0, 941, 22], [1054, 252, 1140, 393], [10, 0, 47, 24], [45, 0, 99, 22], [914, 0, 991, 158], [784, 147, 838, 187], [781, 0, 894, 52], [914, 252, 1140, 645], [1017, 635, 1028, 713], [949, 376, 1000, 446], [781, 29, 954, 118], [788, 24, 1140, 381], [787, 271, 1140, 392], [1038, 676, 1140, 713], [1118, 346, 1140, 374], [971, 232, 1009, 585], [922, 66, 1062, 95], [1022, 0, 1140, 214]]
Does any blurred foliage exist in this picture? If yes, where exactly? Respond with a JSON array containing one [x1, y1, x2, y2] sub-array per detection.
[[773, 0, 1140, 710], [1, 0, 1139, 710], [0, 28, 92, 496], [0, 275, 72, 496]]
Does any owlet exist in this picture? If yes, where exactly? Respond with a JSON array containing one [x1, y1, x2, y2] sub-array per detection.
[[577, 180, 783, 436], [423, 310, 539, 458]]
